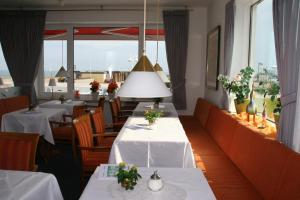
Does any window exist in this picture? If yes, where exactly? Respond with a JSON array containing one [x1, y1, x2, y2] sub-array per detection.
[[145, 26, 169, 76], [73, 27, 139, 94], [43, 29, 68, 93], [250, 0, 279, 120], [0, 44, 13, 87]]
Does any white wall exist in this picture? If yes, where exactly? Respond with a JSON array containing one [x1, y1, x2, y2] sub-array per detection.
[[44, 7, 208, 115], [204, 0, 254, 108], [178, 7, 207, 115]]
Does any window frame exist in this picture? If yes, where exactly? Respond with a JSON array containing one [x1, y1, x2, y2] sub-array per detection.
[[38, 23, 166, 98]]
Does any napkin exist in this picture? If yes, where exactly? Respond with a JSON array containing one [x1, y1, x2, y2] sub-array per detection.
[[0, 172, 16, 200]]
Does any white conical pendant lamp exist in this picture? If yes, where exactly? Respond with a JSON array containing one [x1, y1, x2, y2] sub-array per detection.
[[153, 63, 170, 83], [117, 0, 171, 98]]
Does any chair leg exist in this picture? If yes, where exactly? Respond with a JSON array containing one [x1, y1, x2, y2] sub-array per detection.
[[71, 132, 77, 161]]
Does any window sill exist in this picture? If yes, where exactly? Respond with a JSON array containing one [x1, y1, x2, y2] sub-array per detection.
[[230, 112, 277, 139]]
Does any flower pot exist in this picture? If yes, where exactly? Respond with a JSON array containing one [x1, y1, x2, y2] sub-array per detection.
[[108, 92, 115, 100], [91, 92, 99, 99], [265, 98, 279, 119], [234, 99, 250, 114], [274, 113, 280, 132]]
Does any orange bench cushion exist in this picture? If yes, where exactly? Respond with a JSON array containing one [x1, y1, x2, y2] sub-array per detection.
[[193, 98, 212, 127]]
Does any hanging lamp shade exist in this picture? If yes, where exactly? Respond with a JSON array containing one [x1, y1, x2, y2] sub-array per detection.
[[117, 55, 172, 98], [153, 63, 170, 83], [55, 66, 68, 77]]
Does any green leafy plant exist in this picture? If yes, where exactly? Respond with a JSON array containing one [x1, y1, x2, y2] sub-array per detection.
[[273, 97, 281, 114], [116, 162, 142, 190], [218, 66, 255, 104], [144, 109, 163, 124], [58, 95, 65, 103]]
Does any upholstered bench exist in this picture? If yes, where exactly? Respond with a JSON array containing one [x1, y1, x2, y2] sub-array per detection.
[[180, 98, 300, 200]]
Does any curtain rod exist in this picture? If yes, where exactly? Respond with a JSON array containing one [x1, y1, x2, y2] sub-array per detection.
[[0, 6, 193, 12]]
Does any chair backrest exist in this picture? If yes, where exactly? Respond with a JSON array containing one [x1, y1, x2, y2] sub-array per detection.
[[0, 132, 39, 171], [115, 96, 121, 113], [73, 114, 94, 160], [73, 105, 87, 119], [91, 107, 105, 134], [109, 100, 119, 123], [97, 96, 105, 109], [3, 95, 30, 113]]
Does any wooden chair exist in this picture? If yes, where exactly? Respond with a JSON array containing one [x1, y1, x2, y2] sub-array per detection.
[[90, 107, 118, 146], [50, 105, 87, 160], [73, 114, 111, 183], [109, 99, 129, 125], [115, 96, 136, 115], [0, 132, 39, 171]]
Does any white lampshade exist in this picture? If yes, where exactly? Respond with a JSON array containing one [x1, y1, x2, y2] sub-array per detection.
[[117, 55, 172, 98], [0, 77, 4, 85], [153, 63, 170, 83], [48, 78, 57, 86]]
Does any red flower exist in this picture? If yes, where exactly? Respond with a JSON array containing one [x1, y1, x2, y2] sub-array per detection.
[[90, 80, 100, 92], [107, 80, 118, 93]]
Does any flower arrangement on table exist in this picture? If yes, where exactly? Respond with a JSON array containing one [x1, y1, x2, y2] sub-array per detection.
[[144, 109, 163, 125], [116, 162, 142, 190], [107, 80, 119, 93], [218, 66, 255, 113], [90, 80, 100, 93], [58, 95, 65, 104]]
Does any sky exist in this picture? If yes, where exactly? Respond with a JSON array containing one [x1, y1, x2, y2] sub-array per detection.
[[253, 0, 277, 71]]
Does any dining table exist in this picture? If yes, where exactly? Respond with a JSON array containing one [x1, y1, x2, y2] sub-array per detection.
[[1, 107, 67, 144], [108, 102, 195, 168], [79, 165, 216, 200], [39, 99, 85, 115], [0, 170, 63, 200]]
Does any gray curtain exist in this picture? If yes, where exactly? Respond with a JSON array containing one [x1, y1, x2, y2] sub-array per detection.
[[273, 0, 300, 147], [163, 10, 189, 110], [222, 0, 236, 110], [0, 11, 46, 105]]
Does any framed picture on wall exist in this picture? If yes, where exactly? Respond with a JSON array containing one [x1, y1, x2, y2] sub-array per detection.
[[206, 26, 221, 90]]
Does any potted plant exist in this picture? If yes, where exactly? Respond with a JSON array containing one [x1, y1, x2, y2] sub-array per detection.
[[58, 95, 65, 104], [144, 109, 162, 126], [90, 80, 100, 99], [218, 66, 254, 114], [273, 97, 281, 131], [116, 162, 142, 190], [107, 79, 119, 100]]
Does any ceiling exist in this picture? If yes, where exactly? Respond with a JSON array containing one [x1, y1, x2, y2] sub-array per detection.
[[0, 0, 212, 9]]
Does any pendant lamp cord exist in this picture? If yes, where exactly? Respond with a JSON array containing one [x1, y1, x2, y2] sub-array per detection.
[[61, 40, 64, 67], [156, 0, 160, 63], [143, 0, 146, 55]]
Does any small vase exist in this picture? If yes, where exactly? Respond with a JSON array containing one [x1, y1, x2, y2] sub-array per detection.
[[234, 99, 250, 114], [91, 91, 99, 99], [108, 92, 115, 100]]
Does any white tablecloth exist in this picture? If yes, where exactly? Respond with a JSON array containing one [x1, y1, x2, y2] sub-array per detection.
[[1, 108, 67, 144], [108, 116, 195, 168], [80, 166, 216, 200], [39, 100, 85, 115], [0, 170, 63, 200], [133, 102, 178, 117]]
